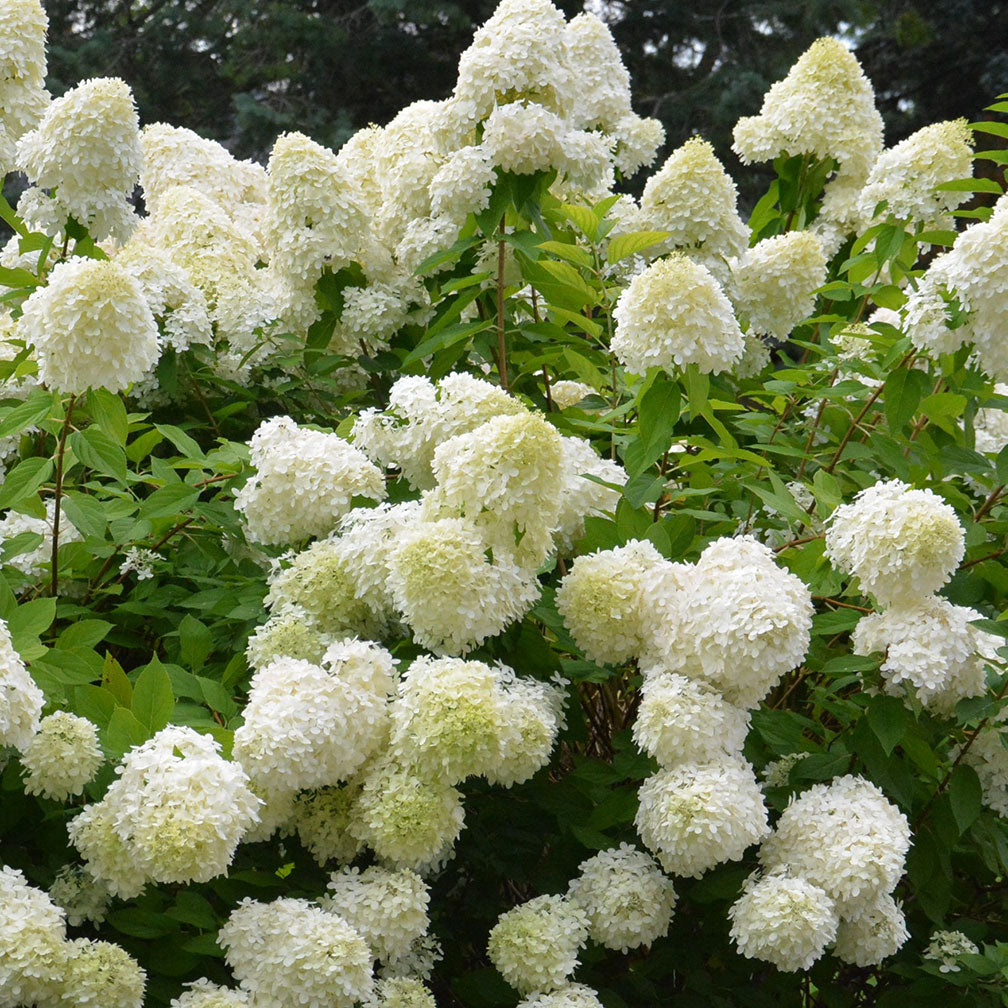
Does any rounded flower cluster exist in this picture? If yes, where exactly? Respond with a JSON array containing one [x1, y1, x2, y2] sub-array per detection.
[[75, 726, 261, 887], [832, 891, 910, 968], [349, 758, 465, 873], [362, 977, 436, 1008], [487, 894, 589, 995], [732, 37, 883, 182], [292, 784, 362, 865], [960, 717, 1008, 817], [324, 866, 430, 963], [555, 539, 665, 666], [0, 0, 49, 177], [634, 760, 770, 878], [218, 897, 373, 1008], [758, 775, 911, 913], [825, 480, 965, 605], [234, 416, 386, 545], [852, 596, 998, 712], [552, 436, 626, 553], [974, 385, 1008, 457], [483, 101, 567, 176], [485, 670, 565, 787], [0, 616, 43, 752], [0, 865, 67, 1008], [924, 929, 980, 973], [652, 536, 814, 709], [638, 138, 749, 277], [170, 979, 250, 1007], [567, 844, 676, 952], [20, 710, 103, 800], [728, 871, 838, 972], [633, 671, 750, 767], [245, 605, 333, 671], [858, 119, 974, 227], [59, 938, 145, 1008], [18, 257, 160, 394], [612, 255, 745, 376], [66, 799, 150, 900], [233, 645, 393, 794], [517, 985, 604, 1008], [48, 865, 111, 927], [429, 145, 497, 222], [17, 77, 142, 242], [728, 231, 827, 339]]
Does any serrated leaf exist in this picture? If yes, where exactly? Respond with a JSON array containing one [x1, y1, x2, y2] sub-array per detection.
[[86, 388, 129, 445], [70, 428, 128, 483], [0, 456, 53, 510], [0, 389, 56, 439]]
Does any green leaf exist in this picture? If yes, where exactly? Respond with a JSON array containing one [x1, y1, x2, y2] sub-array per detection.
[[86, 388, 129, 445], [935, 177, 1003, 194], [536, 239, 594, 270], [0, 388, 56, 439], [105, 705, 149, 757], [606, 230, 670, 264], [559, 204, 598, 239], [178, 613, 214, 668], [156, 424, 204, 460], [69, 428, 128, 483], [883, 365, 925, 433], [102, 653, 133, 708], [57, 620, 113, 650], [132, 657, 175, 732], [622, 373, 681, 476], [867, 694, 910, 755], [402, 320, 491, 366], [0, 457, 53, 510], [0, 194, 27, 237], [948, 764, 983, 834], [139, 484, 200, 520]]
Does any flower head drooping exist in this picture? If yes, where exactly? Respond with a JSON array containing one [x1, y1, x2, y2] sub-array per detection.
[[635, 760, 771, 879], [20, 711, 103, 801], [612, 255, 745, 376], [567, 843, 677, 952], [825, 480, 965, 606], [487, 894, 589, 995], [218, 897, 374, 1008], [728, 871, 839, 972], [18, 257, 160, 394], [17, 77, 142, 242]]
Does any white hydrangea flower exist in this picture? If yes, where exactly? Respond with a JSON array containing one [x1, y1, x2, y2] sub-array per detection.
[[453, 0, 571, 121], [556, 540, 665, 666], [140, 122, 266, 217], [429, 145, 497, 223], [635, 759, 770, 878], [649, 536, 814, 709], [732, 37, 883, 182], [924, 929, 980, 973], [20, 711, 102, 801], [761, 751, 810, 789], [323, 866, 430, 963], [245, 606, 334, 671], [825, 480, 965, 606], [633, 670, 750, 767], [552, 436, 626, 554], [563, 13, 631, 130], [349, 758, 465, 873], [292, 784, 362, 866], [0, 499, 82, 581], [612, 255, 745, 376], [728, 871, 838, 972], [101, 725, 261, 885], [48, 865, 111, 927], [266, 131, 368, 288], [362, 976, 436, 1008], [235, 416, 386, 546], [0, 616, 43, 752], [759, 775, 911, 912], [554, 128, 615, 197], [567, 843, 676, 952], [233, 651, 391, 794], [833, 891, 909, 967], [852, 596, 998, 713], [169, 978, 249, 1007], [974, 385, 1008, 456], [0, 0, 50, 177], [385, 516, 539, 656], [859, 119, 974, 226], [728, 232, 827, 339], [517, 985, 604, 1008], [390, 656, 508, 784], [0, 865, 66, 1008], [486, 669, 565, 787], [612, 113, 665, 177], [638, 138, 749, 274], [67, 799, 150, 900], [265, 538, 381, 639], [117, 546, 158, 582], [17, 77, 141, 242], [218, 897, 373, 1008], [482, 101, 567, 176], [58, 938, 145, 1008], [487, 894, 589, 996], [241, 784, 297, 845], [18, 257, 160, 394], [549, 381, 594, 410], [960, 719, 1008, 817], [377, 933, 442, 983]]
